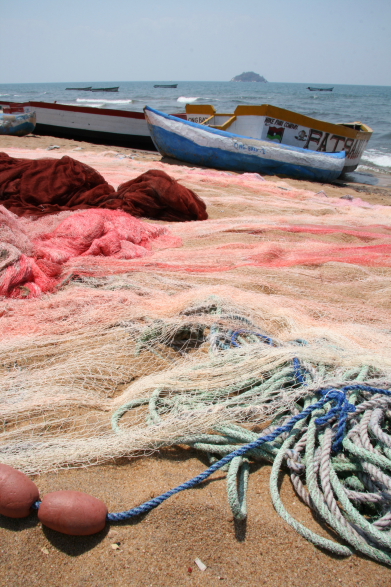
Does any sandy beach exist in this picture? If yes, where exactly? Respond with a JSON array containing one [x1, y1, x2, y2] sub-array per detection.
[[1, 135, 391, 587], [1, 133, 390, 206]]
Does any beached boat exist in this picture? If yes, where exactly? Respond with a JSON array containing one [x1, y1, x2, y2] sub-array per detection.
[[154, 84, 178, 88], [144, 106, 345, 182], [307, 87, 333, 91], [185, 104, 372, 174], [89, 87, 119, 92], [0, 100, 186, 149], [0, 110, 36, 137]]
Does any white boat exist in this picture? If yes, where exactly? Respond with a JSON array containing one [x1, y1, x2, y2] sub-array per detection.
[[0, 100, 185, 149], [186, 104, 372, 174], [0, 110, 36, 137], [144, 106, 346, 182]]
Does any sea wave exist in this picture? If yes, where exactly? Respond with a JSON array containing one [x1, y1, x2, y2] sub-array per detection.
[[361, 149, 391, 170], [177, 96, 199, 103], [76, 98, 133, 104], [60, 102, 105, 108]]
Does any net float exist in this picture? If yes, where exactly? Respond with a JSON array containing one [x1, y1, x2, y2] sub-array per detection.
[[0, 463, 40, 518], [38, 490, 108, 535]]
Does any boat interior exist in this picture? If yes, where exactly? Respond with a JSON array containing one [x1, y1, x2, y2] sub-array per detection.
[[185, 104, 372, 140]]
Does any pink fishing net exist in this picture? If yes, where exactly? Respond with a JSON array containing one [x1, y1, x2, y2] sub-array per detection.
[[0, 206, 181, 298]]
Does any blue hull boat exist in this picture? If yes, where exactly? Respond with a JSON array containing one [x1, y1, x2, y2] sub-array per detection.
[[144, 106, 345, 182], [0, 111, 36, 137]]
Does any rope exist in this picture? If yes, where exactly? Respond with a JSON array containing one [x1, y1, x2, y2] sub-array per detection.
[[110, 373, 391, 565], [112, 316, 391, 563]]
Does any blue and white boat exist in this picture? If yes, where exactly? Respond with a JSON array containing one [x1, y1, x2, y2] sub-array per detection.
[[0, 110, 36, 137], [144, 106, 346, 182]]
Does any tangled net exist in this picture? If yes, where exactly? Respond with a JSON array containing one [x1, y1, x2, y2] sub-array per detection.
[[1, 148, 391, 564]]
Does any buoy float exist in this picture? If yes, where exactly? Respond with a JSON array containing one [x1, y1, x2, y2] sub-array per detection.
[[0, 463, 40, 518], [38, 490, 108, 535]]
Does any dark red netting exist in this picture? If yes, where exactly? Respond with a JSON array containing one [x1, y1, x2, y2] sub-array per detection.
[[0, 154, 207, 222], [115, 169, 208, 221]]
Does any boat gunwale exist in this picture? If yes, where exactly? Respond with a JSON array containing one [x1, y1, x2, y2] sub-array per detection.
[[0, 100, 146, 120], [190, 104, 373, 139]]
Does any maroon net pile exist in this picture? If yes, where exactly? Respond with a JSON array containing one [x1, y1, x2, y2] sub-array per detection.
[[0, 153, 207, 221]]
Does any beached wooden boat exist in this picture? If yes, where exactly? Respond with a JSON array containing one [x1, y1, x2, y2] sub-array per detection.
[[0, 110, 36, 137], [185, 104, 372, 174], [144, 106, 345, 182], [307, 87, 333, 91], [154, 84, 178, 88], [0, 100, 186, 150]]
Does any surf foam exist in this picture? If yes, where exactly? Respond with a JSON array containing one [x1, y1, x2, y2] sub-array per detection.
[[361, 149, 391, 171], [76, 99, 133, 104], [177, 97, 199, 103]]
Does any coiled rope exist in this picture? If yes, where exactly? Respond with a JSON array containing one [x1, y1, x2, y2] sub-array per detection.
[[110, 312, 391, 564], [111, 377, 391, 564]]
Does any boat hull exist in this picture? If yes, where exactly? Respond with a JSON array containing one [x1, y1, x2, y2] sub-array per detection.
[[0, 101, 156, 149], [0, 111, 36, 137], [145, 107, 345, 182], [186, 104, 372, 174]]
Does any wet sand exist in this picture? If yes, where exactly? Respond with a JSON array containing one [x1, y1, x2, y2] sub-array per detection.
[[0, 135, 391, 587]]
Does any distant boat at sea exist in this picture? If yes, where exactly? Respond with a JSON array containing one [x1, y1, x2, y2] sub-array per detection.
[[154, 84, 178, 88], [66, 87, 93, 91], [89, 87, 119, 93], [307, 87, 334, 92], [65, 86, 120, 92]]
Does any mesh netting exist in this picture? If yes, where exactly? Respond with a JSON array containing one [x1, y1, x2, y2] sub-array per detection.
[[1, 148, 391, 476]]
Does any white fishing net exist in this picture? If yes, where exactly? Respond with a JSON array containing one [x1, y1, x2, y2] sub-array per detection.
[[1, 150, 391, 476]]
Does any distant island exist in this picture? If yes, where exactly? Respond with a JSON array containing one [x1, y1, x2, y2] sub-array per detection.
[[231, 72, 267, 83]]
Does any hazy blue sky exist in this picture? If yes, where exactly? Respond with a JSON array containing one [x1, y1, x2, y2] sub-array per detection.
[[1, 0, 390, 85]]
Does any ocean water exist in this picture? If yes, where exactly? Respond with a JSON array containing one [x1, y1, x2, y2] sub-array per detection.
[[1, 81, 390, 185]]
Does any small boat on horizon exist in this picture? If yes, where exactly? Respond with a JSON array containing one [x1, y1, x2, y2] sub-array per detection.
[[144, 106, 346, 182], [65, 86, 119, 92], [307, 87, 334, 91], [154, 84, 178, 88], [89, 87, 120, 92], [65, 87, 93, 91]]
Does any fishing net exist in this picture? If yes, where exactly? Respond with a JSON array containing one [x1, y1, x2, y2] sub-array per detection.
[[1, 148, 391, 562], [0, 205, 181, 298], [0, 152, 207, 220]]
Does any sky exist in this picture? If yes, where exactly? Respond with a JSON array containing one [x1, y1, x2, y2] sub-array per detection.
[[1, 0, 390, 85]]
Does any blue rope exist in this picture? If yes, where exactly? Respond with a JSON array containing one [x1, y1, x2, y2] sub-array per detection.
[[31, 384, 390, 522], [107, 384, 391, 522], [107, 396, 328, 522], [293, 357, 307, 385], [230, 330, 274, 347]]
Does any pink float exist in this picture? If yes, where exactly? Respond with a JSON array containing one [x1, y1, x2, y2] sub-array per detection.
[[38, 490, 108, 535], [0, 463, 40, 518]]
